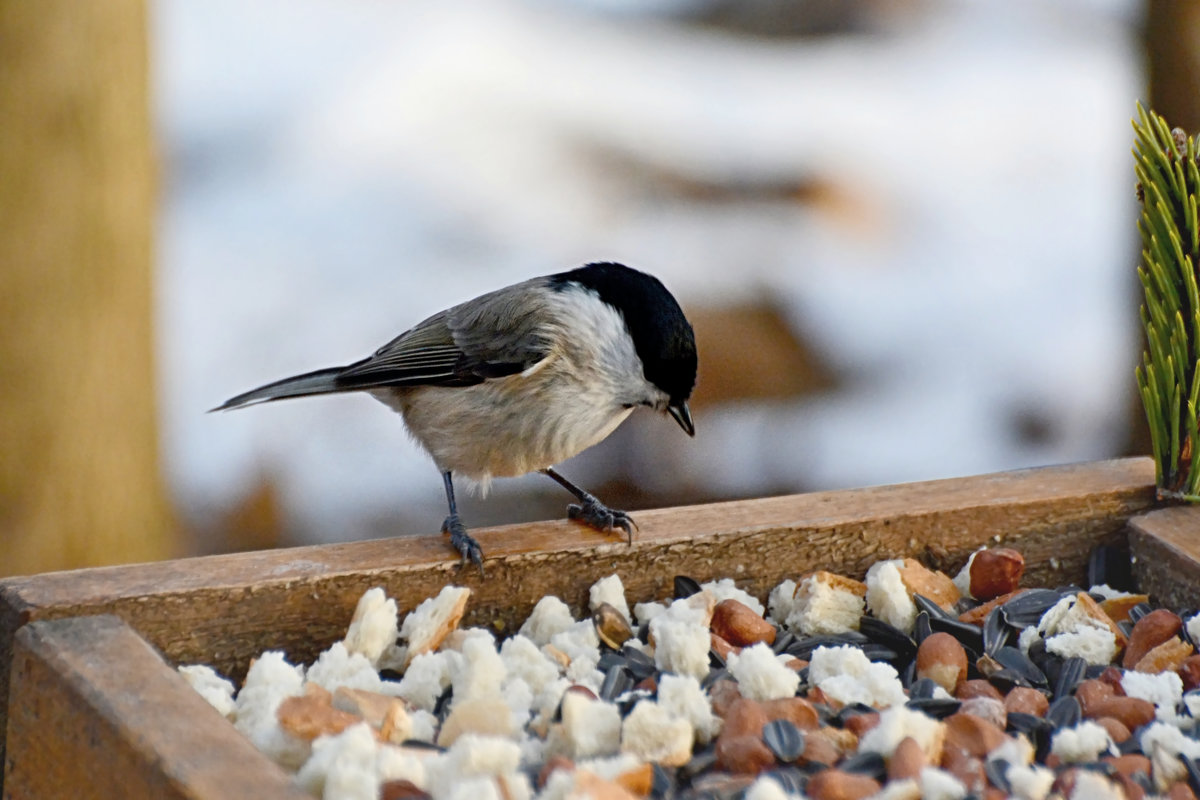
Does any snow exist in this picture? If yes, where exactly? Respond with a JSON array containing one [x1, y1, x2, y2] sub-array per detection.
[[154, 0, 1144, 541]]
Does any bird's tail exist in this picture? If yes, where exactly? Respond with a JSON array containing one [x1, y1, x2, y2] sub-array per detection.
[[211, 366, 348, 412]]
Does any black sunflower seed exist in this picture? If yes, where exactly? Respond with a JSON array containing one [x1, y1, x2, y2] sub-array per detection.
[[398, 738, 446, 752], [839, 750, 886, 780], [993, 646, 1048, 688], [1128, 602, 1154, 623], [914, 611, 934, 643], [1118, 735, 1145, 755], [914, 594, 957, 622], [928, 615, 984, 658], [1052, 656, 1088, 700], [1046, 696, 1082, 729], [678, 744, 718, 782], [909, 677, 940, 699], [907, 697, 962, 718], [763, 718, 805, 762], [986, 667, 1031, 694], [812, 703, 838, 725], [674, 575, 702, 599], [900, 659, 918, 688], [772, 630, 797, 655], [983, 607, 1013, 655], [650, 763, 674, 798], [597, 650, 626, 672], [1001, 588, 1065, 627], [1182, 613, 1199, 647], [701, 667, 729, 691], [833, 703, 877, 727], [859, 616, 917, 662], [1006, 711, 1053, 736], [433, 685, 453, 720], [985, 758, 1012, 794], [622, 644, 657, 681], [1183, 757, 1200, 794], [600, 664, 632, 701]]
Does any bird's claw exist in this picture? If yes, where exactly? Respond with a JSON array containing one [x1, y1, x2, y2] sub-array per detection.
[[567, 499, 637, 544], [442, 515, 485, 577]]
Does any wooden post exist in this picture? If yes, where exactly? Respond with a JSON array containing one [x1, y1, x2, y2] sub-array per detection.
[[0, 0, 175, 575]]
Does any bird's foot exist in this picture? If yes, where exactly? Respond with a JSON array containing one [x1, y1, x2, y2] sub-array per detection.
[[567, 497, 637, 544], [442, 514, 485, 577]]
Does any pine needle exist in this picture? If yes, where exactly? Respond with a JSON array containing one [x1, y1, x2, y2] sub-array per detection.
[[1134, 104, 1200, 501]]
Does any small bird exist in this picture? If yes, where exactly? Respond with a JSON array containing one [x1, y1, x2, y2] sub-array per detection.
[[215, 262, 697, 572]]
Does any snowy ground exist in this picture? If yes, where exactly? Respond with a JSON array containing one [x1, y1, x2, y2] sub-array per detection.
[[154, 0, 1145, 544]]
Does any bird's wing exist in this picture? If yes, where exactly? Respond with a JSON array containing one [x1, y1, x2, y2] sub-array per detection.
[[335, 280, 554, 389]]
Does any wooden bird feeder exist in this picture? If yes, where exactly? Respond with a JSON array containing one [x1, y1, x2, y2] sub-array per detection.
[[2, 457, 1198, 798]]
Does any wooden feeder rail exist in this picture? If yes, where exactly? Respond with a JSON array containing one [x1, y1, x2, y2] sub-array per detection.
[[3, 457, 1197, 798]]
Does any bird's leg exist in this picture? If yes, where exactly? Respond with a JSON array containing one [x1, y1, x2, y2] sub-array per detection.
[[541, 467, 637, 544], [441, 471, 484, 576]]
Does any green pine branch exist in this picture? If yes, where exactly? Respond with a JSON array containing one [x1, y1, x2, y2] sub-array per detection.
[[1134, 103, 1200, 501]]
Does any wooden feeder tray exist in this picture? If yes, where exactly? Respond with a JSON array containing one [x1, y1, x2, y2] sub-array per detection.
[[2, 457, 1197, 798]]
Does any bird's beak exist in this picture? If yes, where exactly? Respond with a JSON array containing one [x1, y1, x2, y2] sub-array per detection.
[[668, 401, 695, 437]]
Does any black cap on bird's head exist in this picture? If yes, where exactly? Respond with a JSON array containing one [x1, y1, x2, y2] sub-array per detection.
[[550, 261, 698, 436]]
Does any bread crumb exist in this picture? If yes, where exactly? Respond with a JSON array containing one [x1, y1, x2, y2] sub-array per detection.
[[400, 585, 471, 666], [1049, 721, 1115, 763], [726, 643, 800, 701], [918, 767, 967, 800], [657, 673, 721, 744], [809, 644, 906, 708], [518, 595, 575, 646], [786, 572, 865, 635], [866, 560, 918, 633], [560, 690, 622, 759], [343, 587, 399, 667], [234, 651, 309, 769], [178, 664, 236, 719], [620, 699, 693, 766], [589, 574, 632, 624], [859, 705, 946, 762], [648, 597, 712, 680]]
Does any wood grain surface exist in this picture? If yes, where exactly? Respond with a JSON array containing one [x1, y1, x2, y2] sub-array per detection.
[[4, 615, 308, 799], [0, 458, 1158, 796], [1128, 504, 1200, 609]]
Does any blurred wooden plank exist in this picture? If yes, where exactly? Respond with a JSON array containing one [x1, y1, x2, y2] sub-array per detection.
[[0, 0, 175, 577], [0, 457, 1155, 788], [4, 615, 308, 799], [1128, 505, 1200, 610]]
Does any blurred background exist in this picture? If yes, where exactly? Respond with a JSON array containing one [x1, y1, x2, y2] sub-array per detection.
[[2, 0, 1195, 576]]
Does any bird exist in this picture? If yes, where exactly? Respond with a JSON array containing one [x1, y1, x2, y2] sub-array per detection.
[[214, 261, 698, 573]]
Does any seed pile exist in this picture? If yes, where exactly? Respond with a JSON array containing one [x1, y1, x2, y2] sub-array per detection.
[[179, 547, 1200, 800]]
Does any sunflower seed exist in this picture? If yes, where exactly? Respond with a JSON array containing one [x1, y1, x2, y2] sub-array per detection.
[[674, 575, 702, 599], [983, 607, 1013, 655], [840, 750, 886, 780], [984, 758, 1012, 794], [763, 718, 805, 762], [1052, 656, 1088, 700], [1001, 589, 1065, 627], [1046, 696, 1082, 729], [993, 646, 1048, 687]]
